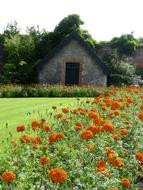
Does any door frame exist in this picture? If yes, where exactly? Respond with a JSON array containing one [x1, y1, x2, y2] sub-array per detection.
[[64, 62, 82, 85]]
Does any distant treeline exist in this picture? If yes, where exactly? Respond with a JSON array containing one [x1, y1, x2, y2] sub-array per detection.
[[0, 14, 143, 85]]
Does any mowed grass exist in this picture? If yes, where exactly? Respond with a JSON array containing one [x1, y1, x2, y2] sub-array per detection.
[[0, 98, 76, 153]]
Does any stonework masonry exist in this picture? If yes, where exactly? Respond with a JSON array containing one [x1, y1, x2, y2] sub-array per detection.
[[38, 39, 107, 86]]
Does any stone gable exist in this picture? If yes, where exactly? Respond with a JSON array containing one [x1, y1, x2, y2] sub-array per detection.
[[38, 38, 107, 86]]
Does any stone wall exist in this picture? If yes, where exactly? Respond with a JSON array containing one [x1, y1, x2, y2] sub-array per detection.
[[38, 39, 107, 86], [132, 47, 143, 68]]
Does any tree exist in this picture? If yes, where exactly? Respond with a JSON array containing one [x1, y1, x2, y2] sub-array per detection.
[[102, 50, 141, 85], [2, 32, 38, 84], [110, 34, 139, 57]]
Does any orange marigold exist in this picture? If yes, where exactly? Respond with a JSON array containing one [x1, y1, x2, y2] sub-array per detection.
[[119, 128, 128, 135], [48, 133, 58, 144], [1, 171, 16, 182], [16, 124, 25, 132], [86, 125, 100, 134], [120, 178, 131, 188], [80, 130, 94, 140], [88, 112, 99, 119], [102, 122, 115, 133], [112, 134, 121, 141], [49, 168, 68, 183], [31, 120, 40, 131], [135, 152, 143, 162], [75, 122, 83, 127], [54, 113, 63, 118], [111, 188, 120, 190], [97, 160, 109, 175], [138, 112, 143, 121], [56, 132, 65, 139], [20, 134, 31, 143], [105, 147, 115, 155], [108, 153, 124, 167], [40, 155, 50, 165], [43, 125, 51, 132], [62, 108, 69, 113]]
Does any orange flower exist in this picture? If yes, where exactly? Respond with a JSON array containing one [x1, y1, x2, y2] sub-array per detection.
[[76, 125, 82, 131], [138, 112, 143, 121], [86, 125, 100, 134], [43, 125, 51, 132], [16, 124, 25, 132], [135, 152, 143, 162], [62, 108, 69, 114], [119, 128, 128, 135], [35, 136, 42, 144], [102, 122, 115, 133], [93, 117, 104, 125], [111, 101, 121, 110], [40, 155, 50, 165], [108, 153, 124, 167], [112, 134, 121, 141], [56, 132, 65, 139], [97, 160, 106, 168], [48, 133, 58, 144], [31, 120, 40, 131], [80, 130, 94, 140], [75, 122, 83, 128], [1, 171, 16, 182], [49, 168, 67, 183], [114, 111, 119, 116], [20, 134, 31, 143], [88, 112, 99, 119], [140, 105, 143, 110], [120, 178, 131, 187], [97, 160, 109, 175], [54, 113, 63, 118], [105, 147, 115, 155], [111, 188, 119, 190]]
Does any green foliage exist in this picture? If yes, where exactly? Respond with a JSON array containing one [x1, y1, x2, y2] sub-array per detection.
[[102, 50, 141, 85], [110, 34, 139, 56], [2, 30, 38, 84], [0, 16, 143, 85], [79, 29, 96, 48]]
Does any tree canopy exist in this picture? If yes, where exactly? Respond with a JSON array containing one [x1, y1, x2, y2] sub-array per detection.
[[0, 14, 142, 85]]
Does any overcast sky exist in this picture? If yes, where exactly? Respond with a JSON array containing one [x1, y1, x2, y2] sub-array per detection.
[[0, 0, 143, 41]]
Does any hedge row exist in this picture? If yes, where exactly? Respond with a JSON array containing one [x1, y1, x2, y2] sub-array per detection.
[[0, 84, 105, 97]]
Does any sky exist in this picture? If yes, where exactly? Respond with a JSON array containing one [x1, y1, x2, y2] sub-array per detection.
[[0, 0, 143, 42]]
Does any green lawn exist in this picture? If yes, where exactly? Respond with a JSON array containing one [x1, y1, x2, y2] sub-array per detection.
[[0, 98, 76, 154]]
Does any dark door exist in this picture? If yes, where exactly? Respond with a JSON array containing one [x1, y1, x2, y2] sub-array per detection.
[[65, 63, 80, 85]]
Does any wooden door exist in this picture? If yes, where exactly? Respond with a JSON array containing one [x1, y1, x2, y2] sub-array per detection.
[[65, 63, 80, 85]]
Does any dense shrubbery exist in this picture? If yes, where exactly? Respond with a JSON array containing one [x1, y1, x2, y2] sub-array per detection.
[[0, 84, 102, 97]]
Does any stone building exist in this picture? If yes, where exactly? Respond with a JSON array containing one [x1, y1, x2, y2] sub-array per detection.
[[37, 32, 108, 86]]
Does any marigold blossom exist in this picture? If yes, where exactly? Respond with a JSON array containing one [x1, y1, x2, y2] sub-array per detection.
[[16, 124, 25, 132], [120, 178, 131, 187], [49, 168, 67, 183], [80, 130, 94, 140], [1, 171, 16, 182], [40, 155, 50, 165]]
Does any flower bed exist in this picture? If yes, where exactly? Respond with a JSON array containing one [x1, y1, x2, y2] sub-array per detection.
[[0, 86, 143, 189]]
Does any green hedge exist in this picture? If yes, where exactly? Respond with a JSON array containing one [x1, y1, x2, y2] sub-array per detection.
[[0, 84, 105, 97]]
